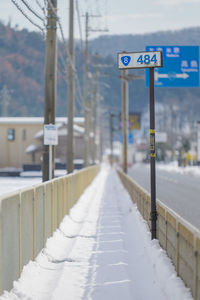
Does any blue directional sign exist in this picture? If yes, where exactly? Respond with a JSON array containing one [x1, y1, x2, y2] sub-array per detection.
[[128, 132, 133, 144], [145, 46, 200, 87], [119, 132, 134, 144]]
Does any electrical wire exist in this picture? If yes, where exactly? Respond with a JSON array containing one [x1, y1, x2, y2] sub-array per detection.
[[35, 0, 47, 18], [10, 0, 45, 34], [75, 0, 83, 52], [20, 0, 44, 22]]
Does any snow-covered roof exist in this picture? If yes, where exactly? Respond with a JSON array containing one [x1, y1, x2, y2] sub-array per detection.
[[74, 124, 84, 134], [26, 144, 39, 153], [0, 117, 84, 125]]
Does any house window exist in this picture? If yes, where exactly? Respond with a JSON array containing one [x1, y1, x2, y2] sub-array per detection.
[[23, 129, 26, 141], [8, 129, 15, 141]]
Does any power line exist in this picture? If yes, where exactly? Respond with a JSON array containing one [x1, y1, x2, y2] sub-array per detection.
[[11, 0, 45, 34], [35, 0, 47, 18], [20, 0, 44, 22], [75, 0, 83, 52]]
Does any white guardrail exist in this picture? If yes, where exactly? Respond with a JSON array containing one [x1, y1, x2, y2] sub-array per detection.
[[0, 165, 99, 294], [117, 169, 200, 300]]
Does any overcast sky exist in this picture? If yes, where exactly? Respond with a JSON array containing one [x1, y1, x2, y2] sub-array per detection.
[[0, 0, 199, 39]]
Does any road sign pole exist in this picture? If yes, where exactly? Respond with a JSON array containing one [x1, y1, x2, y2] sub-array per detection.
[[121, 69, 128, 173], [149, 68, 157, 239], [49, 144, 52, 180], [118, 50, 162, 239]]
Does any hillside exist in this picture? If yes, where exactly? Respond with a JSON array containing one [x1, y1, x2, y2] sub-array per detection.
[[0, 22, 200, 126], [89, 27, 200, 57]]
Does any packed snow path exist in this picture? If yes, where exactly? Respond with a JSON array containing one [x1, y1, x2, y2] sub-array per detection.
[[1, 165, 192, 300]]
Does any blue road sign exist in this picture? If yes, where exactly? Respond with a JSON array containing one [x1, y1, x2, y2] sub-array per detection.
[[119, 132, 134, 144], [145, 46, 200, 87], [128, 132, 133, 144]]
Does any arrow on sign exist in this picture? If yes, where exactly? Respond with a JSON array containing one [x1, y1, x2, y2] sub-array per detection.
[[176, 73, 189, 79], [155, 72, 189, 81]]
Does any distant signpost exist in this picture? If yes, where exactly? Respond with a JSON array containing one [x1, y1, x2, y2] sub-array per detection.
[[145, 46, 200, 87]]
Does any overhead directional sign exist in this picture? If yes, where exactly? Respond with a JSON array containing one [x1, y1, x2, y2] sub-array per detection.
[[118, 51, 163, 69], [145, 46, 200, 87]]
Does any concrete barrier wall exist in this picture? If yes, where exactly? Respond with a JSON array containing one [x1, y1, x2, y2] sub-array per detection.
[[0, 165, 99, 294], [117, 169, 200, 300]]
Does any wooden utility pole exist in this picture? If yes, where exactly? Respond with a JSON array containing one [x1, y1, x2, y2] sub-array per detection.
[[84, 12, 90, 167], [120, 72, 144, 173], [67, 0, 74, 174], [121, 69, 128, 173], [91, 53, 99, 164], [109, 113, 114, 165], [42, 0, 57, 182]]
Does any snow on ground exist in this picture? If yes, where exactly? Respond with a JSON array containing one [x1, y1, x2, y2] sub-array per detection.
[[0, 177, 41, 196], [0, 165, 192, 300], [157, 161, 200, 177], [0, 170, 68, 196]]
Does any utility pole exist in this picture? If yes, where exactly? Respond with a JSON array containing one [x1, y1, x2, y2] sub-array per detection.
[[42, 0, 57, 182], [83, 13, 108, 167], [84, 12, 90, 167], [109, 113, 114, 165], [67, 0, 74, 174], [121, 69, 128, 173], [120, 72, 144, 173], [0, 85, 10, 116], [91, 53, 99, 164]]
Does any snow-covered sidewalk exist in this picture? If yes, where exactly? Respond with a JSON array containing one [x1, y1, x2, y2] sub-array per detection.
[[1, 165, 192, 300]]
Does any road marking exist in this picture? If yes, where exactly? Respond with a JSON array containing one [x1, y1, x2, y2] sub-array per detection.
[[159, 175, 178, 184]]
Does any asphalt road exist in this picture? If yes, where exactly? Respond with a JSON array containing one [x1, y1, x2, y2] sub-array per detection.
[[128, 163, 200, 230]]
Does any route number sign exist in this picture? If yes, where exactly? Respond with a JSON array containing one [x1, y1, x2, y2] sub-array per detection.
[[118, 51, 163, 69]]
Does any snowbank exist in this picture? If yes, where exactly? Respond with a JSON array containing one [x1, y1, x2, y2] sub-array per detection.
[[0, 165, 192, 300]]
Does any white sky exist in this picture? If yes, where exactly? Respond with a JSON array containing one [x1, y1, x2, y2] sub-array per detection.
[[0, 0, 199, 39]]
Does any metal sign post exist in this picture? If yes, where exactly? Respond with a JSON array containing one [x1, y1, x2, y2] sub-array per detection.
[[118, 50, 163, 239], [149, 68, 157, 239], [49, 144, 53, 180]]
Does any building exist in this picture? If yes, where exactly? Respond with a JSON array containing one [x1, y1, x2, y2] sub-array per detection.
[[0, 117, 84, 169]]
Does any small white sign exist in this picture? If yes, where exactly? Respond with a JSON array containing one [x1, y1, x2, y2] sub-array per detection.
[[118, 51, 163, 69], [44, 124, 58, 145]]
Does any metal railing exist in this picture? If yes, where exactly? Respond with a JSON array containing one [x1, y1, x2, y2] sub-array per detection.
[[0, 165, 99, 294], [117, 168, 200, 300]]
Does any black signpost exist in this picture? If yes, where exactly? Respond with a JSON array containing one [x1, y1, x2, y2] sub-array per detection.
[[118, 51, 163, 239], [149, 68, 157, 239]]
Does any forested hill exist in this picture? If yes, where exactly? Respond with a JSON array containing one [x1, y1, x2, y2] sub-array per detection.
[[0, 22, 45, 116], [89, 27, 200, 57], [0, 21, 200, 120]]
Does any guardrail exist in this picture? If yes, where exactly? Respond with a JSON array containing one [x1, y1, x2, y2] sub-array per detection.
[[0, 165, 99, 294], [117, 168, 200, 300]]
